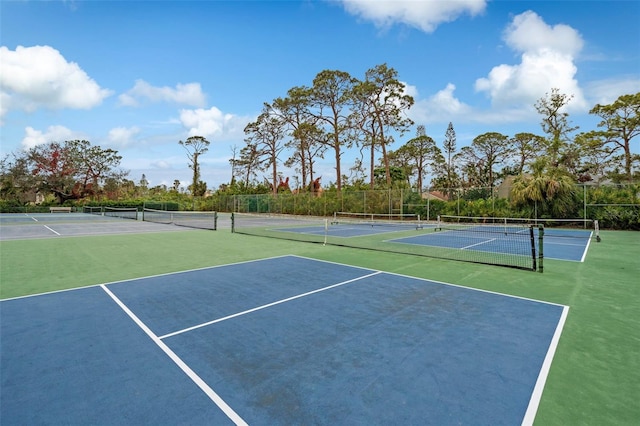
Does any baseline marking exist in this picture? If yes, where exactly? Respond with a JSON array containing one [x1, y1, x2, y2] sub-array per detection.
[[100, 284, 248, 426], [43, 225, 60, 235], [159, 271, 382, 340]]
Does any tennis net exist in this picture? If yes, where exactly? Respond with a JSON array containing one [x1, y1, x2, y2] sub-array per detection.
[[333, 211, 421, 222], [331, 212, 425, 229], [104, 207, 138, 220], [142, 208, 218, 230], [232, 213, 541, 271], [439, 215, 599, 241], [83, 206, 103, 215]]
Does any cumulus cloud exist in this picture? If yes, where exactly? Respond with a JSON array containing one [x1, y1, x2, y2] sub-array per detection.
[[106, 126, 140, 148], [409, 83, 473, 123], [339, 0, 486, 33], [503, 11, 583, 56], [426, 83, 471, 116], [475, 11, 587, 111], [179, 106, 250, 140], [119, 80, 206, 107], [409, 83, 532, 125], [0, 45, 112, 119], [21, 125, 81, 150]]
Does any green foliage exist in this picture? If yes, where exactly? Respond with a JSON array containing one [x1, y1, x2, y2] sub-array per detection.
[[179, 136, 210, 197], [585, 183, 640, 230]]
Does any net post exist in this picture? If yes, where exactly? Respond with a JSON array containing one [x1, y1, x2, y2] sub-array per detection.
[[538, 225, 544, 273], [529, 225, 537, 271], [595, 220, 601, 242], [214, 211, 218, 231], [323, 218, 328, 246], [231, 212, 235, 233]]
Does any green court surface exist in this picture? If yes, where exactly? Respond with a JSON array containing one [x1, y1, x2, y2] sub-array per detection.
[[1, 228, 638, 424]]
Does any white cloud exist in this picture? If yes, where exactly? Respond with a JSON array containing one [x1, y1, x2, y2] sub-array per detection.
[[106, 126, 140, 148], [503, 11, 583, 56], [180, 107, 226, 137], [475, 11, 588, 112], [21, 125, 81, 150], [0, 92, 9, 125], [119, 79, 206, 107], [339, 0, 486, 33], [409, 83, 533, 126], [585, 77, 640, 106], [427, 83, 471, 116], [179, 106, 250, 140], [0, 45, 112, 119], [409, 83, 473, 123], [150, 160, 172, 169]]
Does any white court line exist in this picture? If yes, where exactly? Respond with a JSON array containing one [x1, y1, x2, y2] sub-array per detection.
[[100, 284, 248, 426], [0, 255, 319, 302], [581, 236, 593, 262], [159, 271, 382, 340], [461, 238, 496, 250], [43, 225, 60, 235], [522, 305, 570, 426]]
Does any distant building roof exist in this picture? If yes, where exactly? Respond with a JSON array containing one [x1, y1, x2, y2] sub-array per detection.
[[422, 191, 448, 201]]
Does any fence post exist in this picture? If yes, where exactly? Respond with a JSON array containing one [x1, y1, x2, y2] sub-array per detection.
[[583, 184, 587, 227]]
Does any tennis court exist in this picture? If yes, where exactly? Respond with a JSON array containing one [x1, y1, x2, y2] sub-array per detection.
[[231, 213, 596, 270], [1, 255, 567, 425], [390, 227, 593, 262], [1, 212, 638, 425], [275, 221, 592, 262], [0, 211, 221, 240], [273, 222, 432, 238]]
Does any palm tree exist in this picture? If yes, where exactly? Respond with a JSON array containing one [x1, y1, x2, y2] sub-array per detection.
[[511, 158, 576, 218]]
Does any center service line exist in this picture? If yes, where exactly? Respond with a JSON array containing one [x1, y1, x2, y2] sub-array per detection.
[[461, 238, 496, 250], [100, 284, 248, 426], [159, 271, 383, 340]]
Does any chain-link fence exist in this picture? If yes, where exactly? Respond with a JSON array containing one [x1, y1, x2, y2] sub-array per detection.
[[204, 183, 639, 230]]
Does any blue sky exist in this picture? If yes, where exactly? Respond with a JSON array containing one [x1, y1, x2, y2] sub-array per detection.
[[1, 0, 639, 190]]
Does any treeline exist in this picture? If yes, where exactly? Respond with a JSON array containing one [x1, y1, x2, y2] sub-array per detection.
[[1, 63, 638, 229], [211, 185, 639, 230], [233, 67, 639, 200], [3, 184, 637, 230]]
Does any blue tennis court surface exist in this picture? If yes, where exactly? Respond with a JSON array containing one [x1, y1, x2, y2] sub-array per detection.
[[390, 228, 593, 262], [273, 222, 430, 238], [267, 221, 592, 262], [1, 256, 568, 425], [0, 212, 188, 240]]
